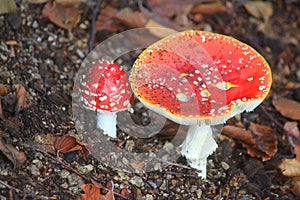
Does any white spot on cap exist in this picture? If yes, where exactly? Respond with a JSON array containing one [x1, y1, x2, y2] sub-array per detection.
[[201, 35, 206, 42], [111, 86, 117, 91], [99, 95, 107, 101], [123, 100, 130, 107], [247, 77, 254, 81], [90, 100, 96, 106], [202, 64, 208, 68], [176, 93, 189, 102], [93, 83, 98, 88], [195, 69, 200, 74], [259, 85, 266, 91]]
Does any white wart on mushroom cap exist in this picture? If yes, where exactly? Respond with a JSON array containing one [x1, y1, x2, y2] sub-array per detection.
[[130, 30, 272, 126], [79, 61, 133, 113]]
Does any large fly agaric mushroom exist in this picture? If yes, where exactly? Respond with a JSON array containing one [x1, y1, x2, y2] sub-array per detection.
[[79, 60, 133, 138], [130, 30, 272, 178]]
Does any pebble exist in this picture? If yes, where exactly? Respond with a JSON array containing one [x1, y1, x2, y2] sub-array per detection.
[[129, 176, 144, 187], [163, 141, 174, 152], [60, 169, 70, 178], [27, 164, 40, 176], [76, 49, 85, 59], [67, 173, 81, 186], [145, 194, 154, 200], [221, 161, 230, 170], [77, 164, 94, 174]]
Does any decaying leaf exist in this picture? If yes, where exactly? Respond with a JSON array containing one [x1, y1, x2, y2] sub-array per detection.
[[278, 158, 300, 177], [0, 139, 26, 168], [191, 1, 226, 15], [222, 123, 277, 161], [33, 134, 56, 154], [284, 122, 300, 161], [244, 1, 273, 22], [147, 0, 194, 18], [114, 9, 147, 28], [273, 97, 300, 120], [0, 0, 17, 15], [96, 6, 123, 31], [0, 84, 8, 95], [14, 84, 27, 108], [80, 181, 115, 200], [42, 1, 82, 31], [55, 135, 90, 159]]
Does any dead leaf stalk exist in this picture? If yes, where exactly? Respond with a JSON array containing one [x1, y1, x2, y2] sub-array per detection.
[[88, 0, 102, 52], [35, 148, 129, 199], [260, 105, 294, 136]]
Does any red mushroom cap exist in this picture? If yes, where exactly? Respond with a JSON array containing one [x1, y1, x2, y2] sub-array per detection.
[[130, 30, 272, 125], [79, 61, 133, 112]]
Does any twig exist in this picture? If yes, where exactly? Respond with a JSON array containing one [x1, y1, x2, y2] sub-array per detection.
[[36, 149, 90, 181], [259, 105, 290, 134], [0, 179, 19, 192], [88, 0, 102, 52], [36, 149, 129, 199]]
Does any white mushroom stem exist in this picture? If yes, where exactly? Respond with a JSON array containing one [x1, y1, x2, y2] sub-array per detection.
[[180, 125, 218, 178], [97, 111, 117, 138]]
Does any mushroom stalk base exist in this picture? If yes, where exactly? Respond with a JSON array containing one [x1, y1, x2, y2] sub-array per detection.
[[97, 111, 117, 138], [180, 125, 218, 178]]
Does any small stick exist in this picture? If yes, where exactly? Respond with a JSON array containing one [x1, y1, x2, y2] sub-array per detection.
[[0, 179, 19, 192], [88, 0, 102, 52], [36, 149, 129, 199]]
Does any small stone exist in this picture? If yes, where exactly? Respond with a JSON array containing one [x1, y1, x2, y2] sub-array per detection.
[[190, 185, 198, 192], [79, 23, 87, 29], [221, 161, 230, 170], [61, 169, 70, 178], [129, 176, 144, 187], [67, 173, 81, 186], [196, 189, 202, 198], [76, 49, 85, 59], [77, 164, 94, 174], [28, 165, 40, 176], [61, 182, 68, 189], [145, 194, 154, 200], [32, 21, 38, 28], [163, 141, 174, 152]]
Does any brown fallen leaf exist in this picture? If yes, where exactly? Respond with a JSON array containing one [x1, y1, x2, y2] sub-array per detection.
[[55, 135, 90, 159], [33, 134, 56, 154], [244, 1, 273, 22], [284, 122, 300, 161], [96, 6, 123, 31], [114, 8, 147, 28], [42, 1, 82, 31], [222, 123, 277, 161], [0, 84, 7, 95], [147, 0, 194, 18], [80, 181, 115, 200], [0, 139, 26, 168], [278, 158, 300, 177], [0, 84, 8, 116], [191, 1, 226, 15], [273, 97, 300, 120], [14, 84, 26, 109]]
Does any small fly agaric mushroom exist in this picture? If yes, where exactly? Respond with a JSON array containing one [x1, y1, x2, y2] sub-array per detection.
[[79, 60, 133, 138], [130, 30, 272, 178]]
